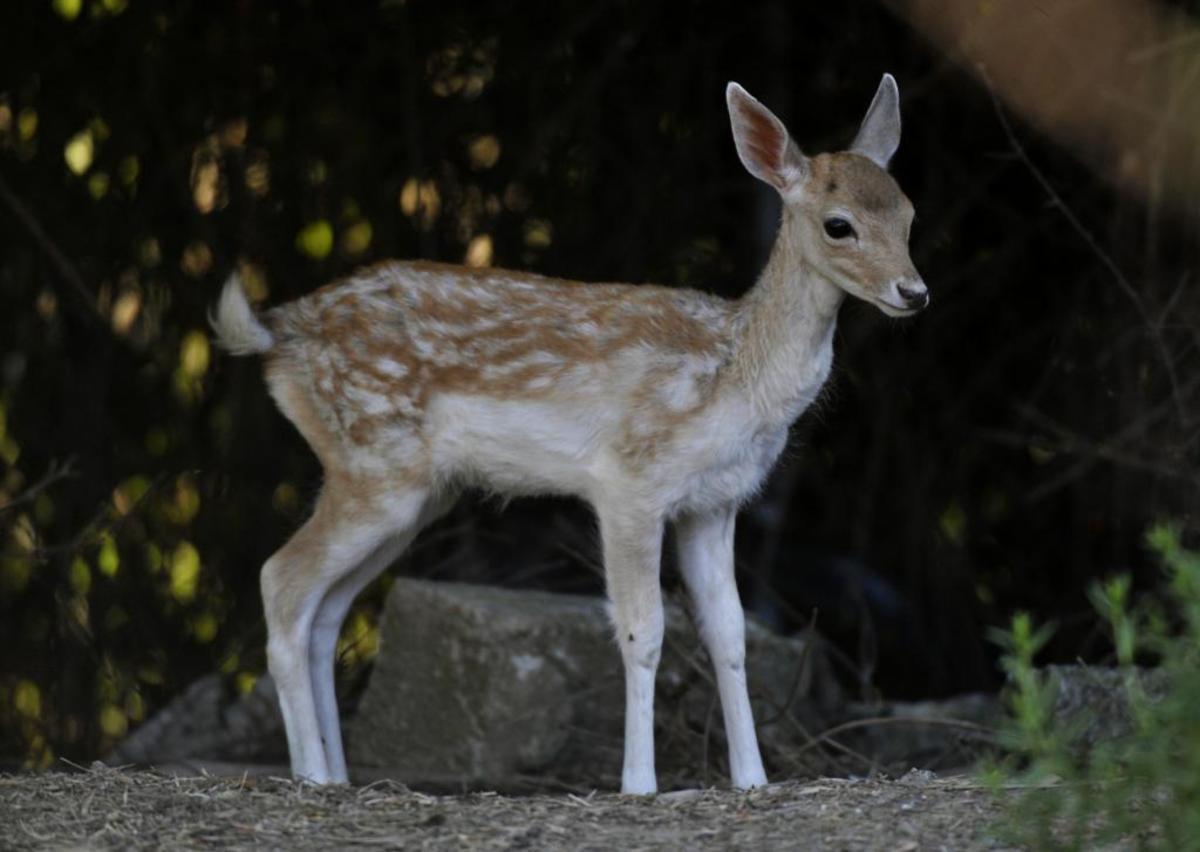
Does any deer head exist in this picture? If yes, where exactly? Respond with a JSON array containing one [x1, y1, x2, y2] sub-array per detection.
[[726, 75, 927, 317]]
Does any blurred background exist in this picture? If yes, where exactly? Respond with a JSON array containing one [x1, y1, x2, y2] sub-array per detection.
[[1, 0, 1198, 768]]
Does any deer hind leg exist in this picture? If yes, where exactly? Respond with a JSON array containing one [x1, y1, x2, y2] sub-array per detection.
[[673, 505, 767, 789], [308, 490, 458, 783], [261, 483, 432, 784], [596, 498, 666, 795]]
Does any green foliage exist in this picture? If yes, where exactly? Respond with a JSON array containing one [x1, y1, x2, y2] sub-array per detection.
[[988, 524, 1200, 850]]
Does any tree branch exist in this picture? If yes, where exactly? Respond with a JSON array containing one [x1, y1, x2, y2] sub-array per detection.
[[0, 172, 107, 328]]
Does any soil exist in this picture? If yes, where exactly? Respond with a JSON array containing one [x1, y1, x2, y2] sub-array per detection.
[[0, 765, 1019, 851]]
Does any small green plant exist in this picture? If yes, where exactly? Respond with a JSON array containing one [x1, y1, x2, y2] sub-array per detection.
[[987, 524, 1200, 850]]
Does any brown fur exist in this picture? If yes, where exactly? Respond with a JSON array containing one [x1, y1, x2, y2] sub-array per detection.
[[264, 261, 734, 456]]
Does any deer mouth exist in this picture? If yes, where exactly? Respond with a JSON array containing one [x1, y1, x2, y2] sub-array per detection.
[[872, 296, 925, 317]]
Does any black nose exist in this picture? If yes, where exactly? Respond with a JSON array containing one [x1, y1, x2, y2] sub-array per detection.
[[897, 283, 928, 309]]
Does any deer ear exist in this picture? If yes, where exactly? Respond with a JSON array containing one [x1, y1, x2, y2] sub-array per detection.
[[851, 73, 901, 168], [727, 82, 808, 192]]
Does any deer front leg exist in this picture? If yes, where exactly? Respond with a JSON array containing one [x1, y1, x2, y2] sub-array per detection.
[[674, 506, 768, 789], [597, 500, 665, 795]]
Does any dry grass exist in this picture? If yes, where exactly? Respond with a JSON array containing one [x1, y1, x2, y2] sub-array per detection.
[[0, 764, 1017, 851]]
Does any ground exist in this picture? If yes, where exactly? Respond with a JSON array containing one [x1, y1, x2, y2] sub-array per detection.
[[0, 766, 1019, 850]]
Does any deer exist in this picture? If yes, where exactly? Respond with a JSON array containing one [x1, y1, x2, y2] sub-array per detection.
[[211, 74, 926, 795]]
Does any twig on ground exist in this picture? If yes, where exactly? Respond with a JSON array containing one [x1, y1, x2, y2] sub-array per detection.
[[787, 715, 997, 765]]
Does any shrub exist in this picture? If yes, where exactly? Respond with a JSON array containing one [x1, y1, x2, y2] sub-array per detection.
[[987, 525, 1200, 850]]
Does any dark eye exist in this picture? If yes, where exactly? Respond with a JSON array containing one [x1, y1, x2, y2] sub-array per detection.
[[823, 217, 855, 240]]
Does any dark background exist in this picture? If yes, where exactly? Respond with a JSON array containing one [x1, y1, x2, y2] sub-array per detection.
[[1, 0, 1197, 766]]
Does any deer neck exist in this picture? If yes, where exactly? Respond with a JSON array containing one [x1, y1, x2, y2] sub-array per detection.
[[729, 211, 844, 426]]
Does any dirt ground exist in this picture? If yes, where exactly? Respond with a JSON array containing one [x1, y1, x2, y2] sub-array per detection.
[[0, 765, 1019, 851]]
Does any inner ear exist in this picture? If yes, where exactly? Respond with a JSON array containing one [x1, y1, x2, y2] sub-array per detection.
[[850, 73, 901, 169], [779, 139, 808, 189], [727, 83, 809, 191]]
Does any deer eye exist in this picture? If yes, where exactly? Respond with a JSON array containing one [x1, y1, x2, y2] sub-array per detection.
[[823, 217, 856, 240]]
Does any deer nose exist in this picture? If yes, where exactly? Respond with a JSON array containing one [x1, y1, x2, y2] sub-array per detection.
[[896, 281, 928, 310]]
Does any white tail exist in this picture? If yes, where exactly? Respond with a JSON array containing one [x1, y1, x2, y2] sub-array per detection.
[[217, 74, 925, 794], [212, 273, 274, 355]]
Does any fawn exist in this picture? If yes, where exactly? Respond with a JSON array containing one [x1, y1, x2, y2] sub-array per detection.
[[212, 74, 926, 794]]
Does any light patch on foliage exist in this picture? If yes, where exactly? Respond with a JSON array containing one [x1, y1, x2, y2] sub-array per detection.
[[52, 0, 82, 21], [169, 541, 201, 602], [64, 129, 94, 175], [14, 679, 41, 718], [465, 233, 493, 267], [98, 534, 120, 577], [296, 220, 334, 259], [70, 557, 91, 596], [99, 704, 127, 738]]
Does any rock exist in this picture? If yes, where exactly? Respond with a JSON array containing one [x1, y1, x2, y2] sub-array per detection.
[[840, 692, 1002, 772], [346, 578, 840, 788], [110, 672, 287, 766], [898, 768, 938, 787], [1044, 664, 1167, 749]]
